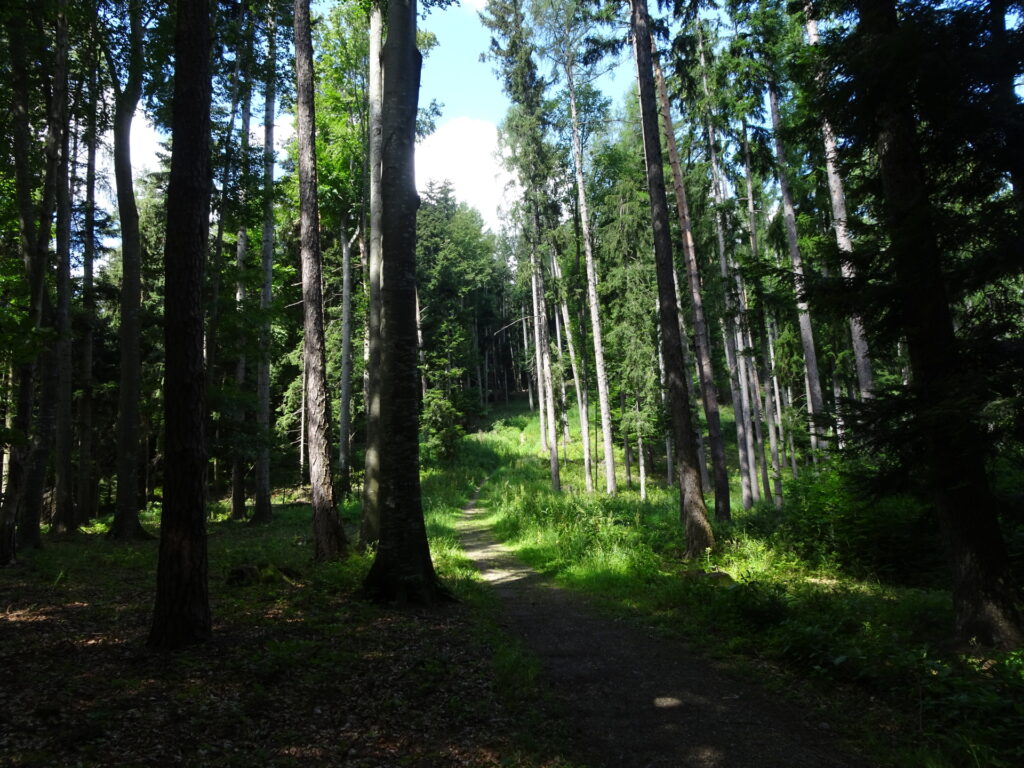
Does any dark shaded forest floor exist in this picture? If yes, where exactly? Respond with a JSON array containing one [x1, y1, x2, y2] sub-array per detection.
[[0, 505, 579, 768]]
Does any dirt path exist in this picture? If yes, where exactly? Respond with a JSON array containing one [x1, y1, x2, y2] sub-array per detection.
[[456, 484, 873, 768]]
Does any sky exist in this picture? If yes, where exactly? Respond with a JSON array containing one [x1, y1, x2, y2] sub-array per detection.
[[119, 0, 634, 234]]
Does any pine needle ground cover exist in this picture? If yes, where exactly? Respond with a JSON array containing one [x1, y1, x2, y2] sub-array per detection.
[[0, 446, 578, 768], [479, 411, 1024, 768]]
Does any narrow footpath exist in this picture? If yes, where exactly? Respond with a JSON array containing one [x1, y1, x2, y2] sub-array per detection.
[[456, 484, 873, 768]]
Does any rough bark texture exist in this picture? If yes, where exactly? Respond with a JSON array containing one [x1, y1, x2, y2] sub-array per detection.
[[294, 0, 348, 562], [363, 0, 445, 603], [631, 0, 714, 559], [856, 0, 1022, 650], [360, 1, 383, 549], [653, 47, 729, 521], [148, 0, 213, 651], [252, 13, 276, 525]]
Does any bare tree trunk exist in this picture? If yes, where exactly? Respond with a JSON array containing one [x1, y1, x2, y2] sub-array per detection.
[[768, 81, 826, 451], [531, 229, 560, 491], [553, 307, 571, 445], [77, 61, 99, 525], [148, 0, 213, 650], [294, 0, 348, 560], [567, 66, 614, 494], [338, 223, 354, 497], [804, 13, 874, 399], [360, 0, 383, 549], [521, 309, 534, 410], [54, 0, 75, 533], [636, 401, 647, 502], [252, 13, 276, 525], [231, 74, 253, 522], [632, 0, 714, 558], [653, 41, 728, 520], [551, 254, 592, 491], [530, 266, 548, 452], [364, 0, 445, 602]]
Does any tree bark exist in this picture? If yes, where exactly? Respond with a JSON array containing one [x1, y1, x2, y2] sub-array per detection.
[[805, 11, 874, 399], [856, 0, 1022, 650], [631, 0, 714, 559], [653, 46, 728, 520], [148, 0, 213, 650], [294, 0, 349, 562], [567, 65, 614, 494], [768, 80, 827, 451], [530, 226, 560, 492], [338, 222, 354, 497], [252, 11, 276, 525], [360, 0, 384, 549], [363, 0, 445, 603]]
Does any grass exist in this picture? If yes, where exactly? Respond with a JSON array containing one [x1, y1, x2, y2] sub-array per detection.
[[479, 405, 1024, 768]]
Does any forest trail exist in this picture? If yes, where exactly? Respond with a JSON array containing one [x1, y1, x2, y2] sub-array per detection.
[[457, 483, 873, 768]]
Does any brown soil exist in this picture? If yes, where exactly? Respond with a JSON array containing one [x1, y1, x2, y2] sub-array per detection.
[[457, 484, 875, 768]]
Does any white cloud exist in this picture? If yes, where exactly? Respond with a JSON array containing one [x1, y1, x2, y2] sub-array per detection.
[[415, 116, 517, 233], [128, 108, 165, 179]]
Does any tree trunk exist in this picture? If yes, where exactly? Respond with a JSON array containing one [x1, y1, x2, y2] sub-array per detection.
[[856, 0, 1022, 650], [363, 0, 445, 603], [631, 0, 714, 559], [53, 0, 75, 533], [805, 12, 874, 399], [294, 0, 348, 562], [148, 0, 213, 650], [252, 12, 276, 525], [338, 222, 354, 498], [111, 0, 149, 540], [653, 42, 729, 520], [567, 65, 615, 494], [360, 0, 384, 549], [768, 81, 827, 451], [551, 253, 592, 492], [530, 267, 548, 453], [531, 228, 560, 492]]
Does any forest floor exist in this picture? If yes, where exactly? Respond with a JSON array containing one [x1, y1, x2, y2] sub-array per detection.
[[456, 481, 873, 768]]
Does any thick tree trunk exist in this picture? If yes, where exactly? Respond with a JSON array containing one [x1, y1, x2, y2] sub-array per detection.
[[567, 67, 614, 494], [111, 0, 149, 540], [654, 47, 728, 520], [294, 0, 348, 562], [148, 0, 213, 650], [363, 0, 445, 603], [360, 0, 384, 549], [857, 0, 1022, 650], [252, 14, 276, 525], [768, 81, 827, 451], [631, 0, 714, 559]]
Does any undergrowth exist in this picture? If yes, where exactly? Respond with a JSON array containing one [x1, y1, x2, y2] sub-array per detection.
[[480, 410, 1024, 768]]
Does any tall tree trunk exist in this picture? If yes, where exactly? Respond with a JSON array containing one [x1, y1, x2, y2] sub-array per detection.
[[294, 0, 348, 562], [768, 80, 827, 451], [631, 0, 714, 559], [521, 309, 534, 410], [530, 264, 548, 452], [54, 0, 75, 533], [111, 0, 149, 540], [78, 61, 99, 524], [566, 65, 614, 494], [148, 0, 213, 650], [654, 46, 728, 520], [363, 0, 445, 603], [531, 227, 560, 492], [252, 12, 276, 525], [231, 73, 253, 522], [856, 0, 1022, 650], [360, 0, 384, 549], [338, 222, 354, 498], [551, 253, 592, 492], [805, 12, 874, 399]]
